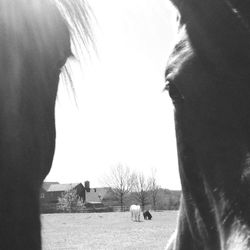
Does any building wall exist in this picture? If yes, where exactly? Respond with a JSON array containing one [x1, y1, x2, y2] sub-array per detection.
[[40, 191, 64, 204]]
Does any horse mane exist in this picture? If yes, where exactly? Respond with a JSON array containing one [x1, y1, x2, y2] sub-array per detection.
[[165, 27, 193, 82], [0, 0, 93, 91], [53, 0, 93, 54], [53, 0, 94, 92]]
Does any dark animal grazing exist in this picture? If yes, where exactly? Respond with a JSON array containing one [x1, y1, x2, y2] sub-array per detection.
[[165, 0, 250, 249], [143, 210, 152, 220], [0, 0, 90, 249]]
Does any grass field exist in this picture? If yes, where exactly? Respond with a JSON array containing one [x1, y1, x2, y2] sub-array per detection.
[[41, 211, 178, 250]]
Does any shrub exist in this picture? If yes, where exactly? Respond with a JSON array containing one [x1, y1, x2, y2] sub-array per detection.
[[57, 189, 84, 212]]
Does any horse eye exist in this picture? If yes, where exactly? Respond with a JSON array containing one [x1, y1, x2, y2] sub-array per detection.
[[165, 81, 184, 103]]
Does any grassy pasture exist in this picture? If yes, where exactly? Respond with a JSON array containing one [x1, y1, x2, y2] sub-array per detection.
[[41, 210, 178, 250]]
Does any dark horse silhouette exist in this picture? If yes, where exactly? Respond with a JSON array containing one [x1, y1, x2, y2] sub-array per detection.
[[166, 0, 250, 249], [0, 0, 90, 249], [143, 210, 152, 220]]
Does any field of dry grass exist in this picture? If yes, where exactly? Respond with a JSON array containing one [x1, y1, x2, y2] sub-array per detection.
[[41, 210, 178, 250]]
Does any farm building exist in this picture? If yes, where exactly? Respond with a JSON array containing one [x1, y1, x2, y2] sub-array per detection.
[[40, 181, 111, 213], [40, 182, 85, 213], [41, 183, 85, 203]]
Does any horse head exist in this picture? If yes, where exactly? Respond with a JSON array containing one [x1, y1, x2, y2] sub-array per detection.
[[166, 0, 250, 249], [0, 0, 90, 249]]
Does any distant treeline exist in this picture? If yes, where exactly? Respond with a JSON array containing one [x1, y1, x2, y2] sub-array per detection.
[[102, 188, 181, 211]]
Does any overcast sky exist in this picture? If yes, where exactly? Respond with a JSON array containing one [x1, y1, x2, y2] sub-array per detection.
[[45, 0, 181, 190]]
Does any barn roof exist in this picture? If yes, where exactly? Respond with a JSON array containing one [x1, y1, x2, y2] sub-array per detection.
[[42, 182, 59, 191], [46, 183, 82, 192]]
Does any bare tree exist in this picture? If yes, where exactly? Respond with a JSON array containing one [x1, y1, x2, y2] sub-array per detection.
[[104, 164, 136, 211], [148, 168, 160, 210], [133, 172, 151, 211]]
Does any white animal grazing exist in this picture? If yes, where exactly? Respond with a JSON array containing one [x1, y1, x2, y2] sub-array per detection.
[[130, 205, 141, 222]]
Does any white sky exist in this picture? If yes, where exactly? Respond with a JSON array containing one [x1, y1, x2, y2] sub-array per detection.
[[45, 0, 181, 190]]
